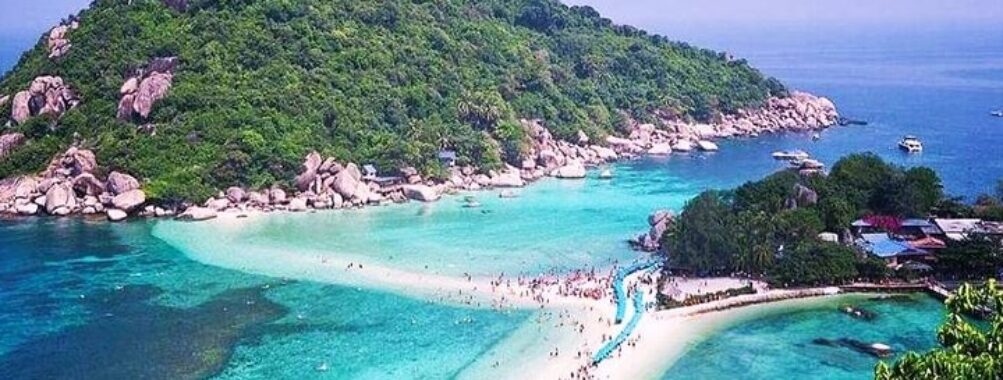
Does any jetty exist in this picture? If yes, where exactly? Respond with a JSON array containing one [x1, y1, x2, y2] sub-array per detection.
[[840, 281, 953, 301]]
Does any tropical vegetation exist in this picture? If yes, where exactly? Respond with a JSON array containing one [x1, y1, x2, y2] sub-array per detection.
[[0, 0, 785, 202], [662, 153, 946, 286]]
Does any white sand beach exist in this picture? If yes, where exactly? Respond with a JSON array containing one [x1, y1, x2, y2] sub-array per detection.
[[161, 212, 849, 380]]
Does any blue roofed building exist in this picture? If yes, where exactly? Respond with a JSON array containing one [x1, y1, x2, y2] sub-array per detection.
[[856, 233, 933, 266]]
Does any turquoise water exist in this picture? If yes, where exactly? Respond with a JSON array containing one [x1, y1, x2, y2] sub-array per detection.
[[0, 219, 532, 379], [153, 165, 705, 281], [661, 294, 946, 380]]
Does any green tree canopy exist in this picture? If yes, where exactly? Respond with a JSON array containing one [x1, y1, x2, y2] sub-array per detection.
[[0, 0, 784, 202]]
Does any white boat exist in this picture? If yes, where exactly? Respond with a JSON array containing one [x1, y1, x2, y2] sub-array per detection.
[[898, 135, 923, 153], [992, 110, 1003, 117], [771, 149, 810, 161]]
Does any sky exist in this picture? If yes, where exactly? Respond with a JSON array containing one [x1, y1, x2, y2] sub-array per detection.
[[0, 0, 1001, 65], [564, 0, 1003, 29], [0, 0, 90, 38], [2, 0, 1001, 38]]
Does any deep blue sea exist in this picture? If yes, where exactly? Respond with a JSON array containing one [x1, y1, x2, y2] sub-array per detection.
[[1, 22, 1000, 380]]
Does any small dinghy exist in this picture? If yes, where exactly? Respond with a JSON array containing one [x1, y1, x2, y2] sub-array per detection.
[[771, 149, 810, 161]]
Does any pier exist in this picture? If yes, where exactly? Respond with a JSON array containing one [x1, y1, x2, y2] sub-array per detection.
[[839, 281, 954, 301]]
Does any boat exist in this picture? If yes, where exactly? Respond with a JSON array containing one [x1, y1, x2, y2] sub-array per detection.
[[992, 110, 1003, 117], [838, 117, 868, 126], [812, 133, 821, 141], [898, 135, 923, 153], [771, 149, 810, 161]]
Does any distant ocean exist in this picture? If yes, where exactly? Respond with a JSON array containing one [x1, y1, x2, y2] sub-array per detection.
[[0, 34, 34, 76], [659, 24, 1003, 198]]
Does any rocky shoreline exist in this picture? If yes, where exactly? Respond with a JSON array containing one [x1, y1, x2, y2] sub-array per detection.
[[0, 91, 838, 222]]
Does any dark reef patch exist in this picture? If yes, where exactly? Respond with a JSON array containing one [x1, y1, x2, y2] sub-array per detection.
[[0, 283, 288, 380]]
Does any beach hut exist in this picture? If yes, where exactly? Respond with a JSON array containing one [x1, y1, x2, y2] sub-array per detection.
[[438, 150, 457, 167], [933, 218, 983, 241], [362, 164, 378, 180]]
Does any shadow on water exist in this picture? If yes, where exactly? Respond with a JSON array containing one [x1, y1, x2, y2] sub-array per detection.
[[0, 283, 289, 380]]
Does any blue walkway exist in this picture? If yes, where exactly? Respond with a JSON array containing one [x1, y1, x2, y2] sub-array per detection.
[[593, 289, 646, 364], [614, 260, 660, 324], [594, 259, 661, 365]]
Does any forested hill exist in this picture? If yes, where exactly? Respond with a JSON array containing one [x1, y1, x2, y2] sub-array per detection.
[[0, 0, 784, 201]]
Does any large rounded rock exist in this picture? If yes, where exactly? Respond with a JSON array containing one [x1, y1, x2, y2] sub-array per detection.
[[106, 208, 128, 222], [11, 91, 31, 124], [269, 188, 287, 204], [132, 72, 173, 118], [16, 202, 39, 215], [647, 143, 672, 155], [343, 163, 362, 182], [44, 182, 76, 215], [64, 148, 97, 175], [537, 150, 563, 169], [794, 184, 819, 207], [332, 170, 361, 199], [111, 189, 146, 212], [553, 162, 586, 179], [14, 177, 38, 199], [247, 191, 269, 206], [490, 170, 525, 188], [591, 145, 618, 161], [177, 206, 217, 221], [73, 173, 105, 196], [287, 197, 308, 212], [206, 197, 230, 211], [225, 186, 246, 203], [402, 185, 440, 202]]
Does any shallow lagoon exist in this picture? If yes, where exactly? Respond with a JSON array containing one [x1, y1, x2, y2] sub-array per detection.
[[661, 294, 945, 380]]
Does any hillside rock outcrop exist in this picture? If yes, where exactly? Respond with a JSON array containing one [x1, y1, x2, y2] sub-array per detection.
[[47, 18, 80, 59], [610, 91, 839, 159], [632, 209, 676, 252], [9, 76, 80, 124], [0, 147, 147, 220], [118, 57, 177, 120]]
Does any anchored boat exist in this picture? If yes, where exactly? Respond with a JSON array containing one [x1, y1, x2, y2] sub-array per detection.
[[771, 149, 810, 161], [898, 135, 923, 153]]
